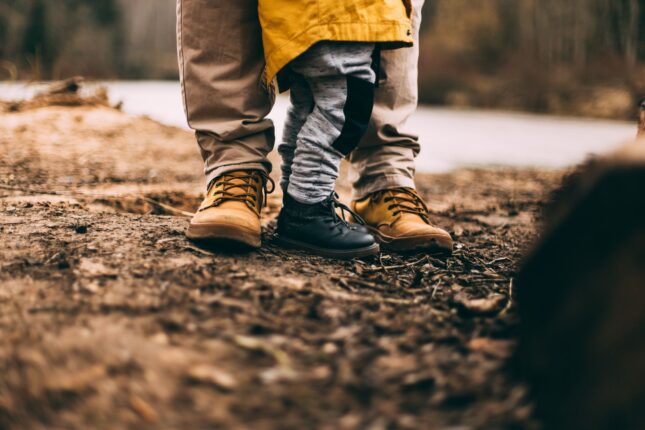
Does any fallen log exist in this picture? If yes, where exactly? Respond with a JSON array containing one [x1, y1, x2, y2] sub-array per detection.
[[3, 77, 114, 113], [42, 76, 84, 95], [516, 103, 645, 430]]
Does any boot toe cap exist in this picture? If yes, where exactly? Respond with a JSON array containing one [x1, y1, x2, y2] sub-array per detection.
[[398, 221, 452, 240], [187, 205, 262, 246], [378, 221, 454, 252], [192, 207, 259, 230], [346, 231, 378, 249]]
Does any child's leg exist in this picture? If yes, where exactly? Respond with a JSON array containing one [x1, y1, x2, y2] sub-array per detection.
[[286, 42, 376, 204], [278, 75, 314, 195], [275, 42, 380, 258]]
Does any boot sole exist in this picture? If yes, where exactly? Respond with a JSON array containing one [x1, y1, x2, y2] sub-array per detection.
[[366, 226, 453, 254], [276, 235, 380, 259], [186, 223, 261, 249]]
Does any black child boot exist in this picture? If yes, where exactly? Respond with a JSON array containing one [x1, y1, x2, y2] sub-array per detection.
[[276, 192, 380, 259]]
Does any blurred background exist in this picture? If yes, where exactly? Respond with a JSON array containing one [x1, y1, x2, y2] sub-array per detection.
[[1, 0, 643, 120]]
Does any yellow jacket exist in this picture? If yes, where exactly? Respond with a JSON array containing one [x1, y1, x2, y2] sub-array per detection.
[[259, 0, 413, 86]]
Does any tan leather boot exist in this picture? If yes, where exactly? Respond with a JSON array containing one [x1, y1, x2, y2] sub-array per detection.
[[187, 170, 274, 248], [351, 187, 453, 253]]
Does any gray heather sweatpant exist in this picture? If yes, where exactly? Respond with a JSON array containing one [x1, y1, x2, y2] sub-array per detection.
[[279, 42, 376, 204]]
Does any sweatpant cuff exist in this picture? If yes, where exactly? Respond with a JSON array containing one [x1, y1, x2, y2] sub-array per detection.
[[205, 162, 271, 190], [352, 174, 416, 200], [286, 184, 330, 205]]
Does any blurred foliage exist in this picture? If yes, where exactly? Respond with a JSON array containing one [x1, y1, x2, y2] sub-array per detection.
[[418, 0, 644, 118], [0, 0, 643, 117], [0, 0, 123, 79]]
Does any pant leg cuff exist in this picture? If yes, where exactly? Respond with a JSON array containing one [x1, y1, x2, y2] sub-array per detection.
[[286, 184, 329, 205], [352, 174, 416, 200]]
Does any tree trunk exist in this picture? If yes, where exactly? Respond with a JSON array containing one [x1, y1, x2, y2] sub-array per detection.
[[625, 0, 639, 69]]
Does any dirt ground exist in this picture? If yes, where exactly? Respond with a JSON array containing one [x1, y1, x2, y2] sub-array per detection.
[[0, 95, 564, 429]]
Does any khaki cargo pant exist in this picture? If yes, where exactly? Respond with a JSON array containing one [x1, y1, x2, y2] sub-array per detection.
[[177, 0, 424, 199]]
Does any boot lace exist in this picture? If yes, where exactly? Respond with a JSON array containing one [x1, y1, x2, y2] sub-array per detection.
[[378, 187, 430, 223], [202, 171, 275, 214], [331, 192, 367, 230]]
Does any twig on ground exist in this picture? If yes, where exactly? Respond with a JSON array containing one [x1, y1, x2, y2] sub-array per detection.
[[363, 256, 429, 273], [346, 278, 387, 290], [427, 256, 448, 268], [499, 278, 514, 316], [184, 245, 215, 257], [378, 253, 389, 272], [331, 276, 355, 292], [231, 335, 293, 368], [137, 196, 194, 218], [430, 283, 440, 301], [487, 256, 512, 265]]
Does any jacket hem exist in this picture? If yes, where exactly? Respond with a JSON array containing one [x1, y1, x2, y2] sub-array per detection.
[[264, 22, 413, 87]]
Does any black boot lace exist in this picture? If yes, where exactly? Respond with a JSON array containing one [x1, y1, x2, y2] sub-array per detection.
[[329, 192, 367, 231]]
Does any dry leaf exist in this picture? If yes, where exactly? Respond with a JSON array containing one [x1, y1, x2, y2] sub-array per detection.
[[453, 292, 507, 316]]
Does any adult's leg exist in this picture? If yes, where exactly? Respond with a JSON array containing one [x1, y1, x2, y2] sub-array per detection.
[[348, 1, 453, 254], [348, 0, 424, 199], [177, 0, 274, 187]]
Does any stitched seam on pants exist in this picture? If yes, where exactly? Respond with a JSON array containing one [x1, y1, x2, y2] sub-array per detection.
[[177, 0, 192, 129]]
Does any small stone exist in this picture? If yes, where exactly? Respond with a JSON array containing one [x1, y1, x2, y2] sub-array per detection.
[[322, 342, 338, 355], [187, 365, 237, 391], [453, 225, 464, 237], [310, 365, 332, 381], [151, 332, 170, 345], [259, 366, 298, 384]]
